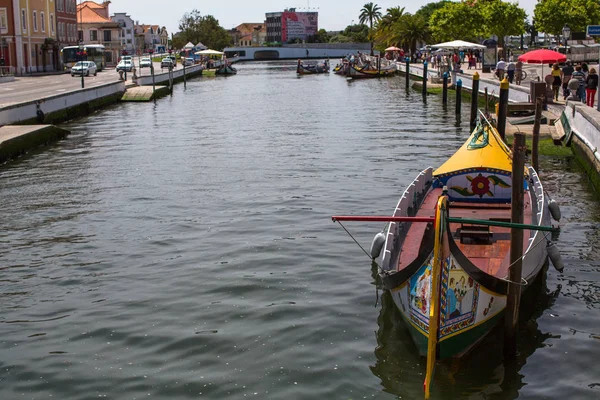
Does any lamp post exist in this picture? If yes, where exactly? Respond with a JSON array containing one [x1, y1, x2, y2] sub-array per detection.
[[562, 24, 570, 50], [78, 44, 85, 88]]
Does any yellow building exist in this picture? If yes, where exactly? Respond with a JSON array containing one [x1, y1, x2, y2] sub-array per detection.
[[18, 0, 58, 72]]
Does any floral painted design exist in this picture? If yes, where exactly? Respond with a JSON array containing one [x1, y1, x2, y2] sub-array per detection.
[[450, 174, 511, 198]]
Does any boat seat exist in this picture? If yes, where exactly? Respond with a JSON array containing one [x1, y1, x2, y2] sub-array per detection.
[[459, 224, 492, 244]]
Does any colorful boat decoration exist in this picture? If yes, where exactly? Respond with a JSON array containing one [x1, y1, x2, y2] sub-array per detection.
[[296, 59, 330, 74], [332, 112, 562, 396], [345, 57, 397, 79]]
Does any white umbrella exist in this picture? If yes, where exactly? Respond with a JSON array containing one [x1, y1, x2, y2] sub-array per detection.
[[431, 40, 486, 49], [195, 49, 224, 55], [183, 42, 195, 49]]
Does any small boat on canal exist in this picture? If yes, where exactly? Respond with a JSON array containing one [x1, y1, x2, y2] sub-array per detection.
[[296, 59, 330, 74], [216, 63, 237, 75], [333, 112, 562, 394], [345, 56, 397, 79]]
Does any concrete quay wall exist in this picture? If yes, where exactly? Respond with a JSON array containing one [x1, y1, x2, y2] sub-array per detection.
[[0, 81, 126, 126]]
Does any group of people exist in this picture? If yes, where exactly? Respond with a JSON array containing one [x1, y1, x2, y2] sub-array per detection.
[[551, 61, 598, 107], [495, 58, 525, 85]]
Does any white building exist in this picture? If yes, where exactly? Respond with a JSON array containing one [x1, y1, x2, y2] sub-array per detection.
[[111, 12, 135, 55]]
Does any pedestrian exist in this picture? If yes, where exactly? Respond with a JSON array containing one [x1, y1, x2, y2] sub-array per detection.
[[582, 62, 589, 77], [585, 67, 598, 107], [572, 65, 586, 102], [515, 59, 523, 85], [561, 61, 574, 99], [551, 63, 561, 101], [507, 60, 516, 83], [495, 58, 506, 80]]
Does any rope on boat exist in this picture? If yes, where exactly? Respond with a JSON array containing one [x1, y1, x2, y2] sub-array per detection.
[[336, 221, 383, 271], [499, 231, 552, 286]]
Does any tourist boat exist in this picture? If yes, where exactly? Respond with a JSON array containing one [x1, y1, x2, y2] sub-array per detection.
[[333, 113, 562, 365], [346, 62, 397, 78], [216, 63, 237, 75], [296, 59, 330, 74]]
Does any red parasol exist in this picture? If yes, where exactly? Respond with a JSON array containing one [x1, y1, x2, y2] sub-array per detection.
[[517, 49, 566, 64]]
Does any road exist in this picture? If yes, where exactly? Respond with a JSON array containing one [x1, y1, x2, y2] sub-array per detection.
[[0, 61, 172, 107]]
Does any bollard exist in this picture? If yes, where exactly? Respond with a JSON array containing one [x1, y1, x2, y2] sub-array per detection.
[[442, 72, 448, 105], [532, 97, 543, 172], [470, 72, 480, 129], [455, 79, 462, 123], [504, 132, 526, 359], [497, 78, 510, 141], [422, 61, 428, 99], [405, 57, 410, 88]]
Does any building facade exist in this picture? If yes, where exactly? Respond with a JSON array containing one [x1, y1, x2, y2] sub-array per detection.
[[111, 12, 133, 55], [16, 0, 58, 73], [265, 8, 317, 44], [134, 23, 165, 53], [230, 22, 266, 47], [0, 0, 18, 74], [77, 1, 121, 65], [55, 0, 77, 69]]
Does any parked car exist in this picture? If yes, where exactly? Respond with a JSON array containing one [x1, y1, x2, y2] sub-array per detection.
[[139, 57, 152, 68], [161, 57, 174, 68], [116, 60, 133, 72], [169, 55, 177, 66], [184, 57, 194, 66], [71, 61, 97, 76], [120, 55, 133, 63]]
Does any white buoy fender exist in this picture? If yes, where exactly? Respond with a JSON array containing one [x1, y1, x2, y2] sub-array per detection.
[[370, 231, 386, 259], [548, 198, 561, 222], [547, 242, 564, 272]]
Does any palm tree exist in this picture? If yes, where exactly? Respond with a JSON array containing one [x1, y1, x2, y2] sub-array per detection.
[[359, 2, 383, 55], [375, 6, 405, 47], [393, 14, 430, 56]]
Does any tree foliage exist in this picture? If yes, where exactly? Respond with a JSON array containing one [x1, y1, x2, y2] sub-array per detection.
[[375, 6, 405, 46], [415, 0, 452, 23], [480, 0, 526, 54], [534, 0, 600, 35], [393, 14, 430, 54], [429, 1, 483, 42], [177, 10, 231, 50], [359, 2, 383, 55]]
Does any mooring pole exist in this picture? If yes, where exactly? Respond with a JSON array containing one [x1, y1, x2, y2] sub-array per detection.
[[504, 132, 526, 359], [183, 59, 186, 89], [532, 96, 543, 172], [442, 72, 448, 106], [456, 79, 462, 123], [405, 57, 410, 88], [151, 64, 156, 101], [470, 72, 480, 130], [485, 87, 489, 114], [422, 61, 428, 100], [498, 78, 510, 141]]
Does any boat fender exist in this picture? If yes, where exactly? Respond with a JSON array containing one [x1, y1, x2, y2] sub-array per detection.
[[370, 231, 386, 259], [548, 198, 561, 222], [547, 242, 564, 272]]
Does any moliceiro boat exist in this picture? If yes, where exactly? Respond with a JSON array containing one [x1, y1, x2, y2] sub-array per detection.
[[333, 113, 562, 368], [345, 56, 397, 79], [296, 59, 330, 74], [216, 63, 237, 75]]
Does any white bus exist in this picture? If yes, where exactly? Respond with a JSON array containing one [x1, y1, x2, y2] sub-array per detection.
[[61, 44, 106, 71]]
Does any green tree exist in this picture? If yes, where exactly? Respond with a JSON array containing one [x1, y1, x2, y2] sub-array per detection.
[[480, 0, 527, 58], [429, 1, 483, 42], [330, 24, 369, 43], [359, 2, 383, 55], [394, 14, 431, 54], [308, 29, 330, 43], [375, 6, 405, 46], [178, 10, 232, 50], [415, 0, 452, 24], [534, 0, 600, 36]]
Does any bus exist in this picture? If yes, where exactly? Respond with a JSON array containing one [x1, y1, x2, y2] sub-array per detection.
[[61, 44, 106, 71]]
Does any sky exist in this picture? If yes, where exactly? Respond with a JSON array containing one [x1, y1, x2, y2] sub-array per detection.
[[106, 0, 538, 36]]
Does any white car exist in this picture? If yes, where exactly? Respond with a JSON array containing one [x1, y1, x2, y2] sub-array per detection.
[[184, 57, 194, 66], [139, 57, 152, 68], [116, 60, 133, 72], [71, 61, 97, 76]]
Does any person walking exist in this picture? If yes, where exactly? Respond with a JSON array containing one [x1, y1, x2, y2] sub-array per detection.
[[572, 65, 586, 102], [515, 59, 523, 85], [495, 58, 506, 80], [507, 61, 516, 83], [551, 63, 562, 101], [585, 68, 598, 107]]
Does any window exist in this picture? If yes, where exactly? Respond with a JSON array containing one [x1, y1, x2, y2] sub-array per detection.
[[0, 9, 7, 34], [126, 29, 131, 35], [33, 10, 38, 32], [78, 30, 83, 41], [90, 30, 97, 41], [50, 14, 54, 34], [103, 30, 111, 42], [41, 12, 45, 32], [21, 9, 27, 32]]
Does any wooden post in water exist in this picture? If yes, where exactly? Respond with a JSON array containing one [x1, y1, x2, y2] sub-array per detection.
[[504, 132, 526, 359], [532, 97, 543, 172], [455, 79, 462, 124], [498, 78, 510, 141], [442, 72, 448, 106], [470, 72, 480, 130], [405, 57, 410, 88], [183, 60, 186, 89], [485, 87, 489, 114], [422, 61, 428, 100], [151, 65, 156, 100]]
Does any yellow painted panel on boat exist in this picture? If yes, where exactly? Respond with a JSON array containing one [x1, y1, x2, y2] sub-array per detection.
[[433, 125, 513, 177]]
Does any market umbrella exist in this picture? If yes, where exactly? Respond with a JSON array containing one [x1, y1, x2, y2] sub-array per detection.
[[195, 49, 224, 55], [518, 49, 566, 78], [385, 46, 401, 52], [430, 40, 486, 49]]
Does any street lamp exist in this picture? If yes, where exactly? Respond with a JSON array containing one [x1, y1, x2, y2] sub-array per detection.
[[562, 24, 571, 48], [77, 44, 85, 88]]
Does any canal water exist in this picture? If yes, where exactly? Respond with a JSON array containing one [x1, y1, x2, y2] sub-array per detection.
[[1, 61, 599, 399]]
